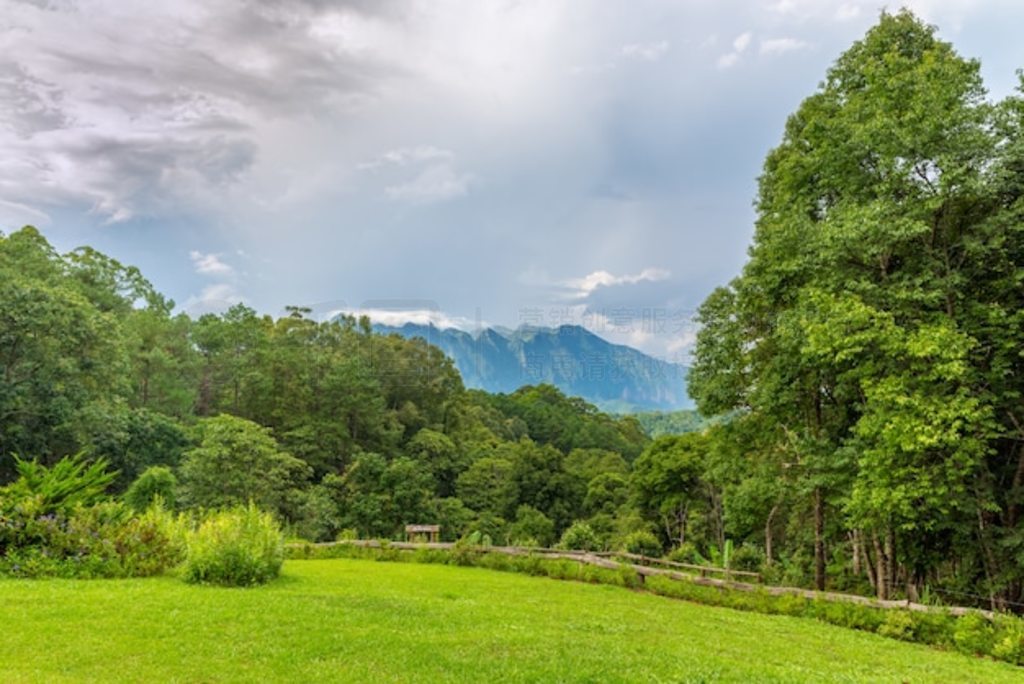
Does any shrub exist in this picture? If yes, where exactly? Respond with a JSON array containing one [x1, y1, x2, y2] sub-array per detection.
[[0, 500, 184, 579], [953, 612, 995, 656], [623, 530, 662, 557], [877, 610, 916, 641], [992, 616, 1024, 665], [1, 454, 115, 516], [559, 522, 599, 551], [124, 466, 178, 512], [666, 542, 704, 565], [182, 505, 284, 586], [729, 544, 766, 573]]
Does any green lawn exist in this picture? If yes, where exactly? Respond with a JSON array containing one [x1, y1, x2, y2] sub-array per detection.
[[1, 559, 1019, 683]]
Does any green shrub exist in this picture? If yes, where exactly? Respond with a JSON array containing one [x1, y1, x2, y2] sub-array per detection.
[[877, 610, 916, 641], [182, 505, 284, 586], [124, 467, 178, 512], [992, 616, 1024, 665], [1, 454, 115, 516], [666, 542, 704, 565], [729, 544, 766, 573], [953, 612, 995, 656], [559, 522, 599, 551], [0, 499, 184, 579], [622, 530, 662, 557]]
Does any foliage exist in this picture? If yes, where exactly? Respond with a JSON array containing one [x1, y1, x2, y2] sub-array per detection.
[[178, 415, 310, 518], [181, 504, 284, 586], [622, 530, 662, 557], [687, 9, 1024, 605], [559, 521, 599, 551], [124, 466, 178, 512], [1, 454, 115, 516], [0, 498, 184, 579], [631, 410, 710, 437]]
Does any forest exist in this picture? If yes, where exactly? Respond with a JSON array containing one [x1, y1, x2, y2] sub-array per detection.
[[3, 11, 1024, 617]]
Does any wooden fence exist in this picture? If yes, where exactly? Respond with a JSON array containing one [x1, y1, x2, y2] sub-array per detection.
[[287, 539, 994, 619]]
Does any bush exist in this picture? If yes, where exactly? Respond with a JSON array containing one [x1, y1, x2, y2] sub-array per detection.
[[623, 530, 662, 557], [992, 616, 1024, 665], [953, 612, 995, 656], [559, 522, 599, 551], [666, 542, 704, 565], [877, 610, 916, 641], [124, 466, 178, 512], [0, 500, 184, 579], [730, 544, 766, 573], [182, 505, 284, 586]]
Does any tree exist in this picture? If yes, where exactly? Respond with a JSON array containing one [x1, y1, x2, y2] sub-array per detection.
[[690, 10, 1023, 601], [178, 415, 310, 518], [124, 466, 178, 511], [456, 456, 517, 516], [631, 434, 706, 548]]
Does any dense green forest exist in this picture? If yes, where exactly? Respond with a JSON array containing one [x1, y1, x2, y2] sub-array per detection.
[[3, 11, 1024, 613], [632, 410, 714, 437], [0, 225, 655, 550], [689, 11, 1024, 609]]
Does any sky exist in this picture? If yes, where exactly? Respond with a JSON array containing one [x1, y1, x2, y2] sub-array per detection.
[[2, 0, 1023, 362]]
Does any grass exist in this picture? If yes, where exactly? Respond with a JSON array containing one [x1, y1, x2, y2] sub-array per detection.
[[1, 559, 1020, 683]]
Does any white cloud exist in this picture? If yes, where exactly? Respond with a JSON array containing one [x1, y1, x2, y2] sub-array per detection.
[[718, 31, 752, 69], [0, 199, 50, 228], [620, 40, 670, 62], [334, 307, 485, 331], [183, 283, 245, 315], [189, 250, 234, 276], [836, 3, 861, 20], [358, 146, 455, 171], [733, 32, 753, 53], [562, 267, 671, 300], [767, 0, 800, 13], [760, 38, 810, 55], [385, 163, 474, 204], [717, 53, 740, 69]]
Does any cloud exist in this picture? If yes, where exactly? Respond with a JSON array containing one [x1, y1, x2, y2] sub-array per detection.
[[385, 163, 474, 204], [717, 53, 740, 69], [620, 40, 670, 62], [0, 198, 50, 228], [358, 145, 455, 171], [718, 31, 752, 69], [190, 250, 234, 276], [760, 38, 810, 55], [333, 307, 486, 331], [183, 283, 245, 315], [562, 267, 671, 300], [836, 3, 861, 20], [733, 32, 752, 53]]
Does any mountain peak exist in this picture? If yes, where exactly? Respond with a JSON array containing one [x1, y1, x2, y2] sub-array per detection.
[[373, 321, 691, 412]]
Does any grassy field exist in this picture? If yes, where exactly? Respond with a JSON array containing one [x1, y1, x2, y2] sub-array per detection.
[[1, 559, 1019, 683]]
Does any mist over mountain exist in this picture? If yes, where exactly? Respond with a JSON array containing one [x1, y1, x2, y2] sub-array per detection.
[[373, 322, 691, 412]]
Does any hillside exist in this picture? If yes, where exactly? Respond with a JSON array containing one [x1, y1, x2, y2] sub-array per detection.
[[2, 559, 1019, 683], [373, 322, 692, 412]]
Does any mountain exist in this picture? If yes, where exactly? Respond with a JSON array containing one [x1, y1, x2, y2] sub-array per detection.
[[372, 322, 692, 412]]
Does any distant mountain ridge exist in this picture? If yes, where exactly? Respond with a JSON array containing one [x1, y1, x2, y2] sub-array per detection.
[[372, 322, 692, 412]]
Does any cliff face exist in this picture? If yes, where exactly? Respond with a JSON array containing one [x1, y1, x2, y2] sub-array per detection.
[[373, 323, 691, 412]]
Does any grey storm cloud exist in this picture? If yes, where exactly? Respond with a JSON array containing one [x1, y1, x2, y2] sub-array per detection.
[[0, 0, 412, 221]]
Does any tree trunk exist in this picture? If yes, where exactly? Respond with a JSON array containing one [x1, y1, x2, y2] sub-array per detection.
[[885, 529, 896, 596], [814, 487, 825, 591], [765, 504, 779, 567], [863, 534, 878, 595], [851, 529, 861, 576], [872, 533, 888, 600]]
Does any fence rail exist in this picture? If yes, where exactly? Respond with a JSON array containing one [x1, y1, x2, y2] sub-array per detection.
[[286, 539, 994, 619]]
